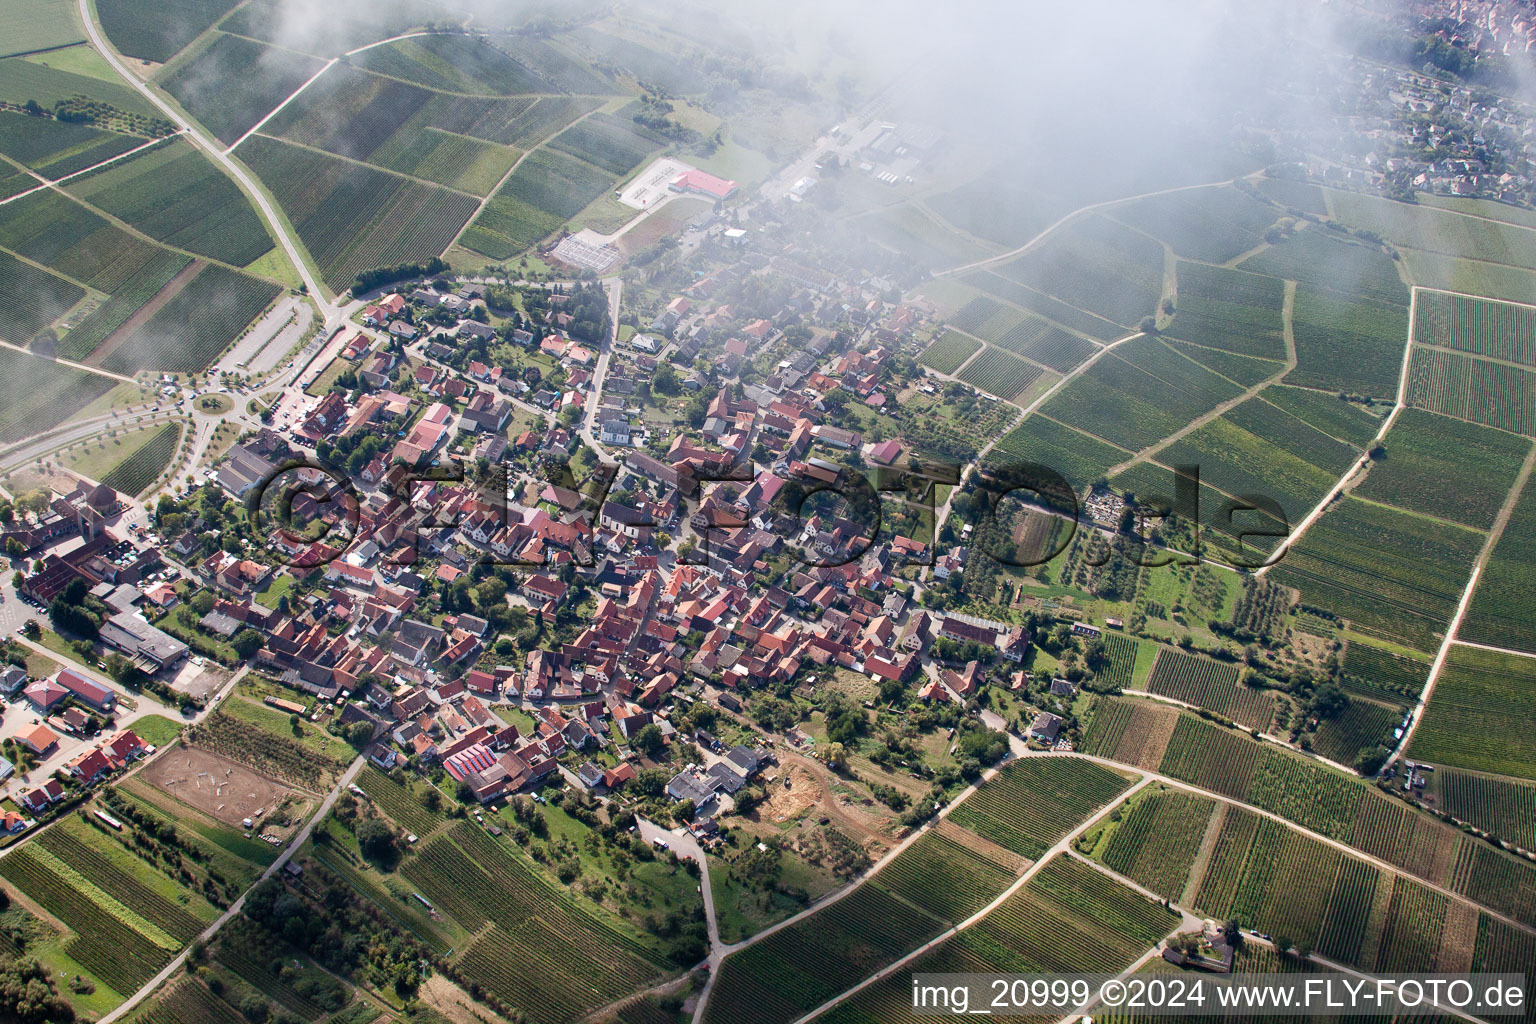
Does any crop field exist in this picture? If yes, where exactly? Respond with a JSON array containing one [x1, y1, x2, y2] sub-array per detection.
[[1266, 496, 1483, 654], [186, 706, 344, 791], [949, 757, 1133, 858], [549, 112, 666, 176], [983, 414, 1129, 493], [1428, 768, 1536, 853], [0, 346, 113, 441], [1042, 336, 1241, 451], [352, 33, 547, 94], [918, 329, 981, 374], [1238, 228, 1411, 306], [160, 33, 328, 146], [1461, 473, 1536, 653], [1166, 268, 1287, 361], [955, 346, 1044, 399], [1316, 857, 1383, 965], [102, 422, 181, 495], [1448, 839, 1536, 929], [1260, 384, 1383, 448], [0, 187, 166, 292], [413, 822, 673, 1022], [0, 248, 84, 343], [1227, 819, 1344, 953], [0, 843, 175, 995], [56, 249, 191, 360], [1372, 878, 1450, 972], [1355, 409, 1529, 529], [96, 263, 279, 374], [1258, 176, 1329, 215], [462, 146, 614, 258], [1144, 649, 1274, 731], [1339, 639, 1426, 704], [1413, 290, 1536, 367], [1157, 396, 1360, 528], [0, 109, 143, 177], [1406, 345, 1536, 437], [1308, 697, 1401, 767], [1329, 190, 1536, 273], [990, 214, 1167, 328], [357, 765, 443, 838], [1191, 807, 1261, 915], [700, 884, 946, 1024], [97, 0, 239, 63], [868, 828, 1017, 924], [1164, 339, 1281, 387], [1095, 632, 1145, 691], [1081, 697, 1180, 770], [1410, 646, 1536, 781], [65, 137, 273, 266], [1286, 286, 1408, 399], [962, 268, 1128, 342], [236, 135, 477, 291], [1111, 185, 1279, 263], [1247, 748, 1363, 840], [1158, 714, 1260, 799], [815, 856, 1175, 1024], [1099, 788, 1216, 896]]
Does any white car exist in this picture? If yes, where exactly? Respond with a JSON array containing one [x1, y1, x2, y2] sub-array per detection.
[[191, 655, 205, 667]]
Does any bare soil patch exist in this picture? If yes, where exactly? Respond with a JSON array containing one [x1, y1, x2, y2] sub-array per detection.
[[84, 258, 203, 368], [141, 744, 291, 827]]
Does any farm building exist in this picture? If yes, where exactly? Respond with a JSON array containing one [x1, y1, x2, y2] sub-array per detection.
[[669, 168, 738, 201]]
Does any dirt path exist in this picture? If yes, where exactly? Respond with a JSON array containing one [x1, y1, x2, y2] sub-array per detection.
[[84, 258, 204, 367]]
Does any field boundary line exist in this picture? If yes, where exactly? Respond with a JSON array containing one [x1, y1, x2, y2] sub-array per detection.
[[0, 130, 183, 208], [1255, 283, 1419, 574], [775, 776, 1156, 1024], [225, 57, 339, 154], [0, 338, 137, 384], [1449, 638, 1536, 660], [1387, 439, 1536, 770]]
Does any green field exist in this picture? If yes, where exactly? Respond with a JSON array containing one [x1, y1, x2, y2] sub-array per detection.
[[918, 330, 981, 374], [1041, 335, 1242, 452], [1144, 648, 1274, 730], [0, 0, 83, 58], [97, 0, 239, 63], [1354, 409, 1530, 529], [1329, 189, 1536, 273], [0, 51, 160, 117], [160, 33, 327, 146], [1260, 385, 1383, 448], [1110, 185, 1279, 263], [1459, 470, 1536, 653], [1411, 645, 1536, 781], [235, 134, 478, 291], [65, 137, 273, 266], [1406, 344, 1536, 437], [955, 346, 1044, 399], [1257, 176, 1329, 215], [96, 262, 279, 374], [962, 268, 1128, 342], [0, 345, 114, 441], [1266, 496, 1484, 653], [1239, 228, 1411, 305], [990, 213, 1167, 328], [1166, 261, 1287, 359], [948, 756, 1134, 858]]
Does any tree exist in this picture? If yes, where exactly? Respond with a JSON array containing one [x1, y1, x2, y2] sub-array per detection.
[[632, 723, 664, 756], [345, 721, 373, 747], [231, 629, 264, 660], [354, 819, 396, 863], [822, 741, 848, 769], [190, 591, 217, 616]]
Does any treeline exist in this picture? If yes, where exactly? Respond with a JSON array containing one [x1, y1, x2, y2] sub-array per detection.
[[351, 257, 448, 297]]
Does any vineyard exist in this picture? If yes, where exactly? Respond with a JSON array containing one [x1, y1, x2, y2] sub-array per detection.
[[919, 330, 981, 374], [983, 413, 1128, 493], [1261, 384, 1383, 448], [351, 33, 547, 95], [700, 884, 946, 1024], [102, 422, 182, 497], [948, 756, 1133, 858], [65, 137, 275, 267], [869, 828, 1017, 924], [462, 147, 615, 259], [1348, 788, 1458, 884], [0, 845, 173, 995], [1247, 750, 1363, 840], [1166, 261, 1287, 359], [36, 826, 205, 942], [0, 249, 83, 344], [962, 268, 1127, 342], [1227, 819, 1343, 953], [1285, 286, 1408, 400], [129, 979, 246, 1024], [1372, 878, 1448, 972], [0, 188, 162, 292], [991, 213, 1167, 328], [1405, 345, 1536, 436], [1355, 409, 1529, 529], [161, 33, 329, 146], [97, 264, 280, 374], [1094, 632, 1144, 691], [0, 347, 114, 443], [1157, 714, 1260, 799], [1144, 649, 1275, 731], [955, 346, 1045, 399], [1315, 856, 1382, 965], [1460, 471, 1536, 653], [1042, 336, 1242, 451], [1410, 646, 1536, 781], [1428, 768, 1536, 852], [1339, 639, 1427, 705], [1081, 697, 1180, 770], [1265, 496, 1484, 654], [358, 765, 443, 838], [1191, 807, 1260, 916], [216, 918, 347, 1019], [1413, 290, 1536, 367], [1167, 339, 1282, 388], [1447, 838, 1536, 927], [0, 108, 143, 177], [1098, 788, 1216, 897], [1308, 696, 1400, 768], [372, 127, 517, 196], [56, 250, 191, 361], [1239, 228, 1411, 305], [549, 113, 667, 176], [97, 0, 239, 63], [1112, 185, 1280, 262], [186, 708, 343, 790]]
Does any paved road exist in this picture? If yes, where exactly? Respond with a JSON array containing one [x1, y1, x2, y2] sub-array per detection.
[[637, 816, 719, 953], [579, 278, 623, 461], [98, 754, 366, 1024]]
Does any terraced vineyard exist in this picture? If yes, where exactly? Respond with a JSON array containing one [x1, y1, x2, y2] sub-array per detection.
[[1144, 648, 1275, 731], [1098, 788, 1215, 896], [101, 422, 181, 497], [948, 757, 1133, 858], [955, 346, 1044, 399]]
